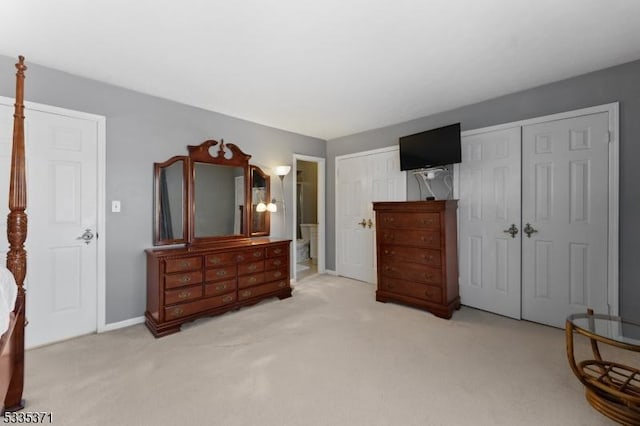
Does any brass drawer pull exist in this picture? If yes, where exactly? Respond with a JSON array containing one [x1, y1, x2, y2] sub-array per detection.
[[384, 266, 393, 272], [387, 283, 394, 289], [248, 263, 258, 272], [169, 307, 185, 318], [209, 257, 221, 265], [178, 291, 191, 299], [424, 273, 434, 280], [273, 248, 282, 255], [273, 259, 281, 266], [384, 234, 394, 240], [383, 250, 396, 255], [253, 251, 262, 258], [179, 261, 191, 268], [216, 270, 227, 277], [385, 217, 395, 222], [421, 218, 433, 225], [273, 271, 282, 278], [215, 283, 227, 291], [248, 276, 257, 284], [278, 281, 286, 288], [237, 255, 245, 262], [179, 275, 191, 283], [222, 295, 234, 303], [241, 290, 252, 298]]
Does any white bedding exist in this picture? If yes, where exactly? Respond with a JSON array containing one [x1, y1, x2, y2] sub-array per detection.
[[0, 266, 17, 336]]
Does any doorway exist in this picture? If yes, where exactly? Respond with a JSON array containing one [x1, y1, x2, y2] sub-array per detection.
[[292, 154, 325, 281], [0, 97, 106, 347]]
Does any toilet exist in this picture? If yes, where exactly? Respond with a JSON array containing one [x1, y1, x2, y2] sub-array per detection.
[[299, 223, 318, 264]]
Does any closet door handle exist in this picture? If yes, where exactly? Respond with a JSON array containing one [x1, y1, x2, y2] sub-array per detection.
[[503, 224, 518, 238], [523, 223, 538, 238]]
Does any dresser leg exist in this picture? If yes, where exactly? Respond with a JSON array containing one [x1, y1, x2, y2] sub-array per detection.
[[145, 314, 181, 338]]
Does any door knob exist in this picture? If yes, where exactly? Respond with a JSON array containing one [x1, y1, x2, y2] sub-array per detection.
[[358, 219, 366, 228], [367, 218, 373, 228], [523, 223, 538, 238], [76, 228, 94, 245], [503, 224, 518, 238]]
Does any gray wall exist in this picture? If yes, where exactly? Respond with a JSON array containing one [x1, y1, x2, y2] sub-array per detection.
[[327, 58, 640, 322], [0, 55, 325, 324]]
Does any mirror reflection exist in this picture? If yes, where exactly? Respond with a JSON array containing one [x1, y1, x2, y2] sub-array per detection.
[[250, 166, 270, 236], [158, 159, 185, 242], [193, 163, 245, 238]]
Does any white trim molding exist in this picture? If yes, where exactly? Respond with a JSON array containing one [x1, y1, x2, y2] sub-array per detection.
[[100, 316, 145, 333]]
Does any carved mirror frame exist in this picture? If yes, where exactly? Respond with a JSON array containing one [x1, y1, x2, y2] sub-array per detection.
[[153, 155, 189, 246], [249, 165, 271, 237]]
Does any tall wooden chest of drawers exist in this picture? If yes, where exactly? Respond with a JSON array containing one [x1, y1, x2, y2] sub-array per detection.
[[145, 238, 291, 337], [373, 200, 459, 319]]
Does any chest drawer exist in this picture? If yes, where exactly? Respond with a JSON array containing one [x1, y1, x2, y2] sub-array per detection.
[[205, 266, 236, 282], [165, 270, 203, 289], [379, 245, 441, 267], [205, 252, 237, 267], [238, 280, 289, 301], [164, 292, 236, 320], [381, 261, 441, 285], [235, 248, 264, 263], [265, 268, 287, 282], [379, 277, 442, 303], [164, 285, 202, 305], [238, 272, 265, 289], [265, 256, 286, 270], [204, 279, 236, 297], [165, 256, 202, 273], [238, 260, 265, 276], [378, 212, 440, 230], [380, 229, 440, 248], [266, 245, 287, 258]]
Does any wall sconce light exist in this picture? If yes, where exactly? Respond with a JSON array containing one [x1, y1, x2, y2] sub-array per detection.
[[256, 202, 267, 212], [267, 199, 277, 212]]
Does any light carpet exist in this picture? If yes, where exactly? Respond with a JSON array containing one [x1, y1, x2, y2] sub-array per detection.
[[23, 275, 622, 425]]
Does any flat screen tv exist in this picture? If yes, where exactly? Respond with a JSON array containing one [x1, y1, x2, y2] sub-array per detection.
[[399, 123, 461, 171]]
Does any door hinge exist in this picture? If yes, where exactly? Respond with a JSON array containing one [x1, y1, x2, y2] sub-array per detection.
[[607, 130, 613, 143], [96, 232, 99, 240]]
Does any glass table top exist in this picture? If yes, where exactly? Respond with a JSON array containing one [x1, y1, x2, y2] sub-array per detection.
[[568, 313, 640, 348]]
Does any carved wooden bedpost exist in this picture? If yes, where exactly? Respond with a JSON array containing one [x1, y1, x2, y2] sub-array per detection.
[[4, 55, 27, 412]]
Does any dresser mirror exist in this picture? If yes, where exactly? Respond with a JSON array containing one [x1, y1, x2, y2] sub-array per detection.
[[249, 165, 271, 237], [154, 156, 188, 245], [153, 139, 273, 246]]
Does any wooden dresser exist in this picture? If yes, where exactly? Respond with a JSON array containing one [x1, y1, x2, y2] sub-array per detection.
[[373, 200, 459, 319], [146, 238, 291, 337]]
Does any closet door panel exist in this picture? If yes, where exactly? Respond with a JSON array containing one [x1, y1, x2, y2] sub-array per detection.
[[458, 127, 522, 319], [522, 112, 609, 328]]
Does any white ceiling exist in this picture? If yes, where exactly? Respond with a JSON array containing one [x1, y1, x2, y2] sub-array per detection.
[[1, 1, 640, 140]]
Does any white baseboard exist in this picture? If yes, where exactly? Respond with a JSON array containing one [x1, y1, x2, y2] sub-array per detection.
[[325, 269, 337, 275], [99, 316, 145, 333]]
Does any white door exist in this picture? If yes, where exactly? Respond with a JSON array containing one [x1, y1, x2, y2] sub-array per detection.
[[0, 104, 100, 348], [458, 127, 522, 319], [336, 148, 405, 283], [521, 112, 610, 327]]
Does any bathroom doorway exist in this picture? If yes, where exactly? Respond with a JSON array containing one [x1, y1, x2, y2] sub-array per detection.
[[292, 154, 325, 281]]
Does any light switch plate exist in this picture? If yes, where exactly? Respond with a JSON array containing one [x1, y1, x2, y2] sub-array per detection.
[[111, 200, 121, 213]]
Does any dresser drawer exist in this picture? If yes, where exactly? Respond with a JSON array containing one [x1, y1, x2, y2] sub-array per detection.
[[164, 285, 202, 305], [381, 261, 442, 285], [164, 292, 236, 320], [205, 266, 236, 282], [379, 277, 442, 303], [205, 252, 236, 267], [165, 270, 203, 289], [235, 248, 264, 262], [204, 279, 236, 297], [379, 245, 441, 267], [238, 260, 265, 276], [265, 256, 286, 270], [378, 212, 440, 230], [238, 272, 265, 289], [266, 245, 287, 258], [265, 268, 287, 282], [380, 229, 440, 248], [238, 280, 289, 300], [165, 256, 202, 273]]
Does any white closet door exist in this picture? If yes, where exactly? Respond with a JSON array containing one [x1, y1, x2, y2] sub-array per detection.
[[458, 127, 522, 319], [336, 148, 405, 283], [522, 112, 610, 327]]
